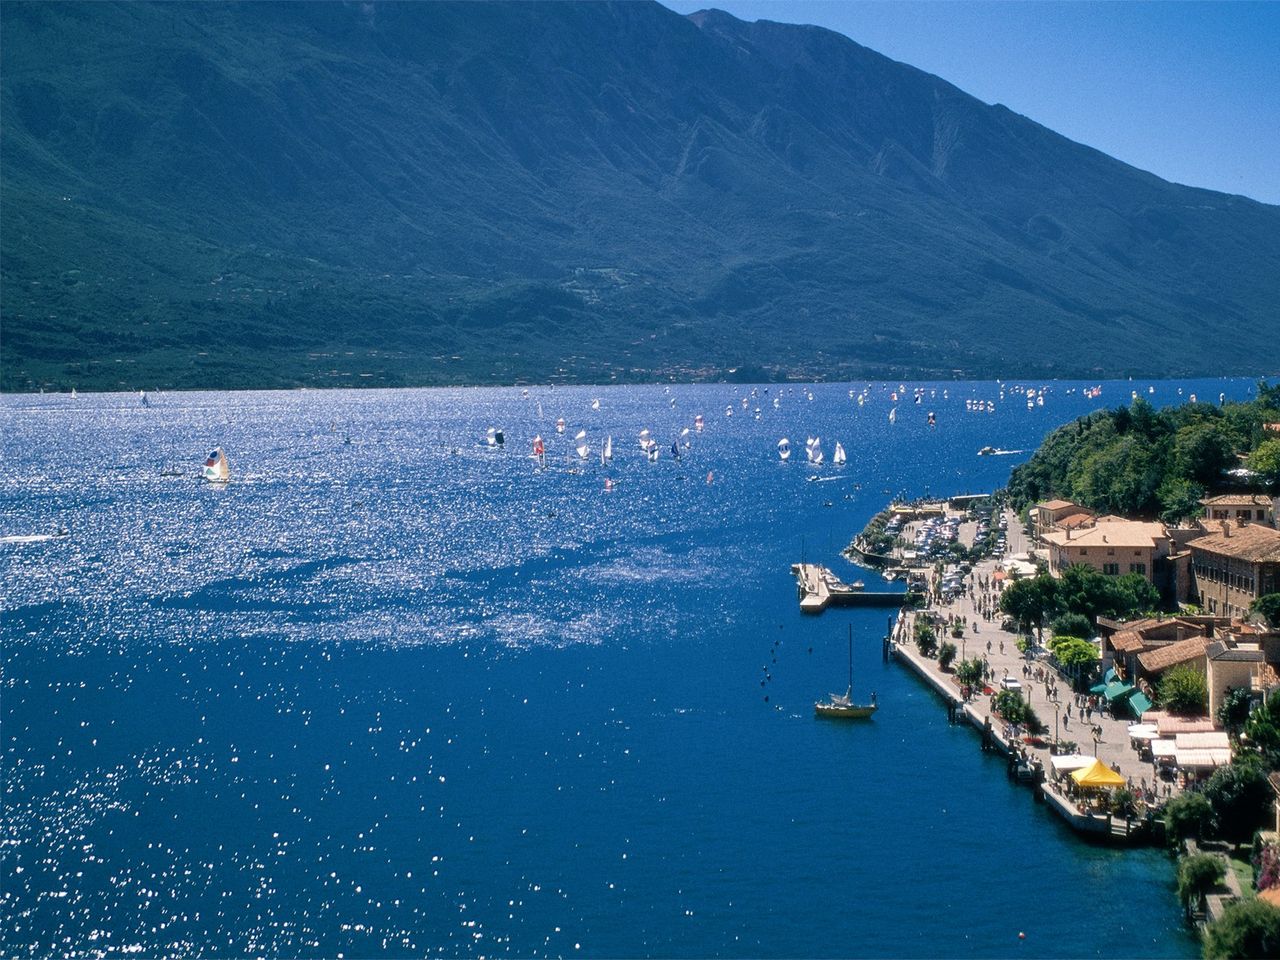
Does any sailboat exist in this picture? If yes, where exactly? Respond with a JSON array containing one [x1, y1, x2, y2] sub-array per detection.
[[556, 417, 566, 434], [670, 439, 681, 461], [833, 442, 846, 465], [815, 625, 877, 719], [486, 427, 498, 448], [888, 407, 897, 424], [778, 438, 791, 461], [575, 430, 589, 460], [601, 435, 613, 465], [201, 447, 229, 483], [694, 414, 704, 432], [531, 435, 546, 467], [591, 398, 601, 411], [805, 437, 823, 465]]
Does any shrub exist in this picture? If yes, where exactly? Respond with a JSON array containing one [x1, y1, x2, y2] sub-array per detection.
[[1110, 787, 1137, 818], [1176, 851, 1225, 915], [938, 641, 957, 671], [1158, 664, 1208, 716], [914, 619, 938, 657], [1202, 898, 1280, 960]]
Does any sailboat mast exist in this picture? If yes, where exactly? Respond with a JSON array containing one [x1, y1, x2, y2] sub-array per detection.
[[848, 624, 853, 690]]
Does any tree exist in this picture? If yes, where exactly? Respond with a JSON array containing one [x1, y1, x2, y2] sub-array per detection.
[[1051, 612, 1093, 639], [1244, 689, 1280, 767], [1202, 898, 1280, 960], [955, 658, 984, 687], [993, 690, 1028, 726], [1202, 758, 1272, 844], [1000, 574, 1058, 637], [1217, 687, 1254, 736], [1251, 593, 1280, 629], [1158, 664, 1208, 717], [1164, 791, 1213, 846], [1248, 438, 1280, 486], [1177, 852, 1225, 918], [1172, 421, 1237, 487], [1049, 636, 1097, 669], [938, 641, 958, 671]]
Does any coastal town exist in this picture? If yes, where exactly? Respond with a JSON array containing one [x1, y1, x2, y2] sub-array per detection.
[[820, 478, 1280, 938]]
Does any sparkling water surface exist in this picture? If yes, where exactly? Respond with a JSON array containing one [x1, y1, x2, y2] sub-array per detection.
[[2, 379, 1253, 958]]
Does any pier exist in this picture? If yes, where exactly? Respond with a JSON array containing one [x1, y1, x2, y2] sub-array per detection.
[[791, 563, 907, 612]]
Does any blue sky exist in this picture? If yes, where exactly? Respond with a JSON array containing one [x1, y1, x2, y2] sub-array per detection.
[[662, 1, 1280, 205]]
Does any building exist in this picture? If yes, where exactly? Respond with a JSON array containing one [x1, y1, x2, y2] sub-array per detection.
[[1032, 499, 1094, 541], [1200, 494, 1276, 527], [1042, 516, 1171, 582], [1134, 635, 1213, 689], [1187, 523, 1280, 619], [1205, 640, 1264, 717]]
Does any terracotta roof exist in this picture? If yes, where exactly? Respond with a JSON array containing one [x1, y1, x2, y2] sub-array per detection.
[[1136, 636, 1212, 673], [1200, 493, 1274, 507], [1044, 518, 1167, 550], [1038, 499, 1075, 511], [1187, 523, 1280, 563], [1110, 630, 1147, 653], [1058, 512, 1095, 529]]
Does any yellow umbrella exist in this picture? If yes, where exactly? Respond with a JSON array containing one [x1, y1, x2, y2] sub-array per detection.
[[1071, 757, 1127, 788]]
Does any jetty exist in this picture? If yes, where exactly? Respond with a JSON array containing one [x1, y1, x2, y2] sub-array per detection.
[[791, 563, 907, 613]]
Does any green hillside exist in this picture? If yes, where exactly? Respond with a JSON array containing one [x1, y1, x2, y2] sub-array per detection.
[[3, 1, 1278, 391]]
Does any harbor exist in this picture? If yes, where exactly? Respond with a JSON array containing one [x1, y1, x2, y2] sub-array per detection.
[[850, 499, 1177, 843], [791, 562, 909, 611]]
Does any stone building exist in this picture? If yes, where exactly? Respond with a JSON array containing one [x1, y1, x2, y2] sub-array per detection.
[[1187, 523, 1280, 619]]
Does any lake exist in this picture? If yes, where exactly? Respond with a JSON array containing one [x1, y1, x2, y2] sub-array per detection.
[[2, 378, 1254, 957]]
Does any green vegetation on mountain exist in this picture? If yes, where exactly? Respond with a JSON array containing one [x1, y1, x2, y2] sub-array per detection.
[[1008, 382, 1280, 523], [4, 2, 1280, 391]]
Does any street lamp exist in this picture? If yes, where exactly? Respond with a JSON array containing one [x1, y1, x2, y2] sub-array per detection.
[[1053, 700, 1060, 747]]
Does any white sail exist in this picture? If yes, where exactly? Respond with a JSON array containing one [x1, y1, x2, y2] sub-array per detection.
[[888, 407, 897, 424], [556, 417, 566, 434], [694, 414, 704, 432], [602, 435, 613, 463], [576, 442, 589, 460], [486, 427, 498, 447], [778, 438, 791, 461], [591, 398, 600, 410], [638, 428, 651, 450], [833, 442, 846, 465], [201, 447, 229, 483]]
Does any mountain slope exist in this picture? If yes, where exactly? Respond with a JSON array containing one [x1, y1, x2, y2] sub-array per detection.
[[2, 0, 1277, 391]]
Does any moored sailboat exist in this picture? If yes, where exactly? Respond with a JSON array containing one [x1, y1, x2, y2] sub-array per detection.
[[833, 442, 846, 465], [815, 626, 877, 719]]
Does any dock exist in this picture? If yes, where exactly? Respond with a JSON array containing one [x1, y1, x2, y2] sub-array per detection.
[[791, 563, 907, 613]]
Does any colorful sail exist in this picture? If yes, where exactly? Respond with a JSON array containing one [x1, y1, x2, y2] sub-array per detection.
[[201, 447, 229, 483]]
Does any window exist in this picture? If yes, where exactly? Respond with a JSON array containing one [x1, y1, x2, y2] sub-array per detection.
[[1079, 549, 1087, 556], [1129, 563, 1146, 576], [1103, 563, 1120, 575]]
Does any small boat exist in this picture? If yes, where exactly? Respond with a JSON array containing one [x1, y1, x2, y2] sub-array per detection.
[[575, 430, 589, 460], [591, 398, 600, 410], [670, 439, 681, 461], [556, 417, 566, 434], [531, 435, 546, 466], [888, 407, 897, 424], [201, 447, 229, 483], [494, 429, 504, 447], [778, 438, 791, 462], [602, 435, 613, 464], [815, 626, 877, 719], [486, 427, 498, 447], [927, 411, 936, 427], [978, 445, 995, 456], [832, 442, 846, 465], [694, 414, 704, 432]]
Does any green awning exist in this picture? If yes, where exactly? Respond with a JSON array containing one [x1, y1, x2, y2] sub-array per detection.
[[1103, 667, 1119, 684], [1089, 681, 1110, 695], [1104, 681, 1136, 702], [1127, 691, 1153, 718]]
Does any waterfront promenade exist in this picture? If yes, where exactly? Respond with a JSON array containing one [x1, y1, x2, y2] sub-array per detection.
[[887, 508, 1175, 827]]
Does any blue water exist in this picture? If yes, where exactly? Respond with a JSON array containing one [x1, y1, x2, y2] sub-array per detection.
[[2, 378, 1254, 957]]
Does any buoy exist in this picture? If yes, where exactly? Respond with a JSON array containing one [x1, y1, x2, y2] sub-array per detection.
[[1018, 933, 1025, 940]]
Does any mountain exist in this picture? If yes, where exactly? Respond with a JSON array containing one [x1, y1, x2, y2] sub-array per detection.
[[2, 1, 1277, 391]]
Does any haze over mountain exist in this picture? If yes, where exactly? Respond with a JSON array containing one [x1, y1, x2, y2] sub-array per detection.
[[2, 0, 1277, 391]]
